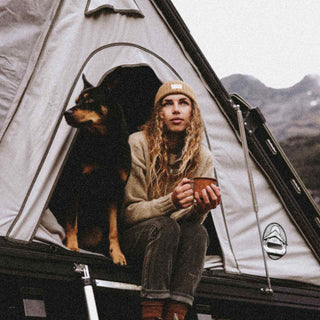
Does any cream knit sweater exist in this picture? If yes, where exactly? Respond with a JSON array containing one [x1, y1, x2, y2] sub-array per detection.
[[121, 131, 214, 225]]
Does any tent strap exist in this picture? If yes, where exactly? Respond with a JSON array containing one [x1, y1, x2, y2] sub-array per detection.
[[235, 103, 273, 294]]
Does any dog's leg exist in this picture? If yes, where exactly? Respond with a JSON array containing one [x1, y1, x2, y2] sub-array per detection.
[[108, 203, 127, 265], [65, 200, 79, 252]]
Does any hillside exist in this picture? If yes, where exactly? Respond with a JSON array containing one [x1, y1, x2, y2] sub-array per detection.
[[221, 74, 320, 208], [221, 74, 320, 142], [281, 134, 320, 207]]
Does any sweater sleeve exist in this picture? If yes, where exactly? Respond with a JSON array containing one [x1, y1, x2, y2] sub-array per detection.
[[121, 133, 176, 225]]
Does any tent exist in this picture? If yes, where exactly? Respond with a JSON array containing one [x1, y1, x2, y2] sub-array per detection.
[[1, 0, 320, 318]]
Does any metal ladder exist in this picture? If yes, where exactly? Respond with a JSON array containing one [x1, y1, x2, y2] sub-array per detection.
[[74, 263, 141, 320]]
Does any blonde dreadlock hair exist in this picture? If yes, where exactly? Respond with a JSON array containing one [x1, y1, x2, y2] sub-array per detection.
[[142, 80, 204, 198]]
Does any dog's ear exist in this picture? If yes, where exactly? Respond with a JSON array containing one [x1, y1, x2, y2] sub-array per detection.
[[82, 74, 94, 89]]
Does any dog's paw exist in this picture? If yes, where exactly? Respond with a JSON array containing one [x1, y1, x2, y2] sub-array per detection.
[[66, 237, 79, 252], [109, 248, 127, 266], [69, 246, 80, 252]]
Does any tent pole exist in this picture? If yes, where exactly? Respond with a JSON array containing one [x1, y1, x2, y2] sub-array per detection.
[[234, 104, 273, 294]]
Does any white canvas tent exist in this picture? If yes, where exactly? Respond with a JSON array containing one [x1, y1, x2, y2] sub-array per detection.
[[1, 0, 320, 316]]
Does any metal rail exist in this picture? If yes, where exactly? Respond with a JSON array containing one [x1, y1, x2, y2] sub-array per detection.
[[235, 104, 273, 294]]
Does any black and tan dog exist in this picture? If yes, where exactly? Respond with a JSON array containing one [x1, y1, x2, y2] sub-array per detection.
[[51, 74, 130, 265]]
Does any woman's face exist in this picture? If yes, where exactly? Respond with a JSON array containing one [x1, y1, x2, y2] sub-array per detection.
[[160, 94, 192, 133]]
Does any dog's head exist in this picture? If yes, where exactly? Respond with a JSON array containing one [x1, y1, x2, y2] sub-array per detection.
[[64, 74, 111, 135]]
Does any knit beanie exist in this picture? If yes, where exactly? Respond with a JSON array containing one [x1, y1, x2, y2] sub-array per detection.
[[154, 80, 198, 107]]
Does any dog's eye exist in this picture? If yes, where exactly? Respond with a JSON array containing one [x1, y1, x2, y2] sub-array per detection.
[[85, 100, 97, 110]]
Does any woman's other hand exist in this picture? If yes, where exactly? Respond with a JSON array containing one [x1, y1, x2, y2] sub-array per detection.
[[194, 184, 221, 214], [172, 178, 194, 209]]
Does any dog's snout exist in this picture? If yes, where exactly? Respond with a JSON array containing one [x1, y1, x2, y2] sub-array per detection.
[[64, 108, 74, 117], [64, 108, 77, 127]]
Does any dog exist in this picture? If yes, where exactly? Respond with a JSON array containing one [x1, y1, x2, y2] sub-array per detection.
[[50, 74, 130, 265]]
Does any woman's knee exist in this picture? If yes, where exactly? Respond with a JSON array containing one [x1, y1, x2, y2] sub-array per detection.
[[148, 216, 180, 241], [180, 222, 209, 247], [120, 216, 180, 260]]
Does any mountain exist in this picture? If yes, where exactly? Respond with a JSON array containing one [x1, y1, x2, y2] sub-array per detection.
[[280, 134, 320, 208], [221, 74, 320, 141], [221, 74, 320, 208]]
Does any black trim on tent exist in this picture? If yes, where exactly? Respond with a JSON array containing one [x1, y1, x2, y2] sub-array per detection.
[[153, 0, 320, 260], [1, 237, 320, 314]]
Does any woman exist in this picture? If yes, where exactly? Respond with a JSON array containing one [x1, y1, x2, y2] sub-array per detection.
[[121, 80, 221, 320]]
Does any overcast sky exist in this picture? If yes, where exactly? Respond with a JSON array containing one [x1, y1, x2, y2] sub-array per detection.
[[171, 0, 320, 88]]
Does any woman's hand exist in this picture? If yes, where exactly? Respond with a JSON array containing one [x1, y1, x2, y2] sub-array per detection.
[[194, 184, 221, 214], [172, 178, 194, 209]]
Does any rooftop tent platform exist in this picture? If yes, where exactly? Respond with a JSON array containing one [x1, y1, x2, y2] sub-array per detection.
[[0, 0, 320, 318]]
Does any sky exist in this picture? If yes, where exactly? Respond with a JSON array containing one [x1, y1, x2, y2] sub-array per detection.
[[171, 0, 320, 88]]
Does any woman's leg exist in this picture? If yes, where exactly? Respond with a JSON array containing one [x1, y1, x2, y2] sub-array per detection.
[[121, 217, 208, 319], [121, 216, 181, 300], [169, 221, 209, 306]]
